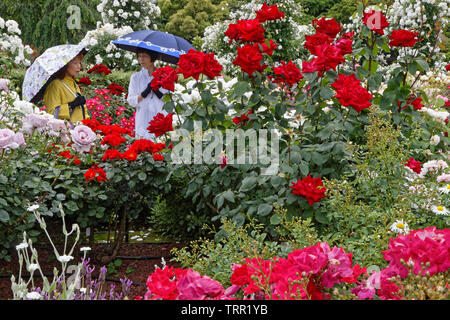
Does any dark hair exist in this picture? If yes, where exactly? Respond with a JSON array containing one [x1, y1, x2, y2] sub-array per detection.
[[54, 53, 85, 79], [136, 49, 159, 62]]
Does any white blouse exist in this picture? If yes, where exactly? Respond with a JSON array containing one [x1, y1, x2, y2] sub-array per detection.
[[127, 68, 168, 140]]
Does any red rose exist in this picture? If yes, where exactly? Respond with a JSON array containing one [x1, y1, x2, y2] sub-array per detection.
[[151, 65, 179, 91], [332, 74, 373, 113], [230, 264, 249, 286], [147, 113, 173, 137], [107, 83, 125, 95], [445, 64, 450, 71], [388, 29, 419, 47], [82, 119, 101, 132], [404, 157, 422, 174], [87, 64, 112, 75], [302, 44, 345, 76], [312, 18, 341, 40], [305, 32, 332, 55], [256, 39, 278, 56], [334, 38, 353, 55], [410, 97, 424, 110], [225, 19, 265, 44], [203, 52, 223, 79], [102, 149, 123, 161], [122, 149, 138, 161], [290, 175, 327, 206], [84, 164, 107, 183], [78, 77, 92, 85], [153, 154, 164, 161], [177, 49, 205, 80], [233, 110, 252, 126], [363, 10, 389, 35], [130, 139, 155, 154], [272, 60, 303, 87], [233, 43, 266, 76], [255, 2, 285, 23], [101, 133, 126, 147]]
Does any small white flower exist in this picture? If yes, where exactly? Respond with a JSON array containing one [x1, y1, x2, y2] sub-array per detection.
[[390, 219, 410, 234], [26, 291, 42, 300], [430, 135, 440, 146], [80, 247, 91, 252], [432, 205, 449, 216], [27, 204, 39, 212], [438, 184, 450, 194], [15, 242, 28, 250], [57, 255, 74, 263]]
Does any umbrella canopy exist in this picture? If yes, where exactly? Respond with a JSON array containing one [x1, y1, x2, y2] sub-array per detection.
[[112, 30, 195, 64], [22, 44, 87, 104]]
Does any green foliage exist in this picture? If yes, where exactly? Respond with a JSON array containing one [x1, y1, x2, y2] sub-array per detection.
[[326, 0, 358, 24], [160, 0, 228, 42], [32, 0, 100, 51]]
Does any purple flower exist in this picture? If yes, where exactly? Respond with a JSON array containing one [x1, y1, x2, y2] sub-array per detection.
[[70, 125, 96, 153]]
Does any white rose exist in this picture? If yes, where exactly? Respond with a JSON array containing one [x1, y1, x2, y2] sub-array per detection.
[[430, 135, 440, 146]]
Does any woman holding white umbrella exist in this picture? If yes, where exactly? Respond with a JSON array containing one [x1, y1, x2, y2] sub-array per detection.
[[22, 44, 90, 126]]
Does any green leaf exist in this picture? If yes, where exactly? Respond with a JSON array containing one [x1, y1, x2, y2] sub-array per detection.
[[257, 203, 273, 216], [223, 190, 235, 203], [232, 213, 245, 226], [319, 86, 334, 100], [415, 59, 429, 72], [138, 172, 147, 181], [270, 214, 281, 225], [0, 209, 9, 223], [239, 176, 257, 192]]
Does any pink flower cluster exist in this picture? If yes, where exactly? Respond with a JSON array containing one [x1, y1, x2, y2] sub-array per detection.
[[352, 227, 450, 300], [139, 266, 235, 300], [230, 242, 365, 300], [0, 128, 26, 151], [86, 89, 135, 135]]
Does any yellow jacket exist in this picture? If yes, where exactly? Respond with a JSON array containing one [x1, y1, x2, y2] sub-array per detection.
[[43, 75, 89, 123]]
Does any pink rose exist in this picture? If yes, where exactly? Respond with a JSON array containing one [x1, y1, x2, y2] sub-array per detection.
[[70, 125, 97, 153]]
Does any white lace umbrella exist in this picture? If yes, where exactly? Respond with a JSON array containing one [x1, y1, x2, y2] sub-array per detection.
[[22, 44, 87, 104]]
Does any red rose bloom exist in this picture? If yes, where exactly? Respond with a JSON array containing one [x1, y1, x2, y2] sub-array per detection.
[[332, 74, 373, 113], [203, 52, 223, 79], [290, 175, 327, 206], [233, 43, 266, 76], [107, 83, 125, 95], [302, 44, 345, 76], [255, 2, 285, 23], [334, 38, 353, 55], [233, 110, 252, 126], [410, 97, 424, 110], [78, 77, 92, 85], [82, 118, 100, 131], [312, 18, 341, 40], [256, 39, 278, 56], [84, 164, 107, 183], [177, 49, 205, 80], [272, 60, 303, 87], [102, 149, 123, 161], [153, 154, 164, 161], [446, 64, 450, 71], [147, 113, 173, 137], [388, 29, 419, 47], [151, 65, 179, 91], [304, 33, 332, 55], [225, 19, 265, 44], [101, 133, 126, 147], [404, 157, 422, 174], [363, 10, 390, 35], [87, 64, 112, 75], [122, 149, 138, 161]]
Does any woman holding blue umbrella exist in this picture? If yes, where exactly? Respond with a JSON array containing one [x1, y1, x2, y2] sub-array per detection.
[[113, 30, 194, 140], [126, 48, 167, 140]]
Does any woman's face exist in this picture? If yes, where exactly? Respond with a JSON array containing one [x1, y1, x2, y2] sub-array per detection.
[[66, 55, 83, 78], [137, 52, 153, 70]]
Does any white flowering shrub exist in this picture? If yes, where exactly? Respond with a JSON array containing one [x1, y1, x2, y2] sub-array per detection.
[[97, 0, 161, 31], [0, 16, 33, 75], [201, 0, 312, 75], [79, 23, 138, 71], [343, 0, 449, 73]]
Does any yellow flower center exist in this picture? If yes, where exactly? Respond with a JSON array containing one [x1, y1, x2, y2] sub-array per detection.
[[446, 185, 450, 190], [396, 222, 405, 229], [437, 206, 444, 211]]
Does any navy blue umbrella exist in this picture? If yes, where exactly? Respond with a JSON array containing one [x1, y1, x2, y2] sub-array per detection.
[[112, 30, 195, 64]]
